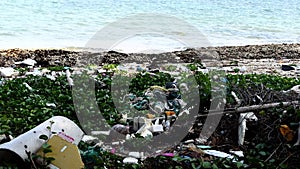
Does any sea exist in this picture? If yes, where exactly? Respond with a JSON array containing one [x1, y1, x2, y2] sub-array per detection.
[[0, 0, 299, 53]]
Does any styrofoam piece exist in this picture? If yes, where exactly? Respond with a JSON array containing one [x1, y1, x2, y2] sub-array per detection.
[[123, 157, 138, 164], [197, 145, 211, 149], [229, 150, 244, 157], [66, 69, 74, 86], [66, 69, 71, 77], [151, 124, 164, 132], [184, 140, 194, 144], [204, 150, 234, 159], [112, 141, 120, 145], [155, 150, 162, 153], [239, 66, 247, 73], [15, 58, 37, 66], [25, 68, 42, 76], [91, 130, 110, 135], [151, 118, 164, 132], [23, 58, 37, 66], [198, 68, 209, 74], [129, 151, 144, 158], [46, 74, 56, 81], [67, 76, 74, 86], [0, 116, 84, 162], [97, 69, 107, 73], [23, 82, 33, 91], [126, 134, 134, 140], [46, 103, 56, 107], [140, 129, 153, 138], [81, 135, 98, 143], [238, 118, 246, 145], [154, 118, 159, 125], [238, 112, 258, 145], [0, 67, 17, 77], [41, 68, 51, 74], [222, 67, 234, 72]]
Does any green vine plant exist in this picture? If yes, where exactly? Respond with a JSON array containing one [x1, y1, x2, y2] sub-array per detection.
[[25, 120, 56, 169]]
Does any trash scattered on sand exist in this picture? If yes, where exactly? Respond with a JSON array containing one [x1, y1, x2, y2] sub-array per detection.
[[0, 67, 17, 77], [15, 58, 37, 66]]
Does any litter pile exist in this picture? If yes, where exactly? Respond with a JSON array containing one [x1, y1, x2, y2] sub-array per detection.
[[0, 45, 299, 168], [79, 74, 300, 168]]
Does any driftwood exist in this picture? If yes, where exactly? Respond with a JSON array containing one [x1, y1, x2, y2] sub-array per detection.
[[199, 100, 299, 117], [186, 84, 300, 167], [199, 83, 300, 116], [232, 101, 299, 113]]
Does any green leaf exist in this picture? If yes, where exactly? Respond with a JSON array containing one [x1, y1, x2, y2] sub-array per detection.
[[202, 161, 211, 168], [259, 151, 267, 156], [46, 157, 55, 162], [259, 162, 265, 167], [172, 156, 180, 162], [269, 159, 275, 163], [191, 163, 199, 169], [43, 148, 52, 154], [279, 164, 288, 169], [42, 143, 51, 149], [223, 164, 231, 168], [236, 162, 243, 168], [212, 164, 218, 169]]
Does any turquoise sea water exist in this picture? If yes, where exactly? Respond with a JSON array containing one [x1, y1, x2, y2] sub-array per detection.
[[0, 0, 299, 52]]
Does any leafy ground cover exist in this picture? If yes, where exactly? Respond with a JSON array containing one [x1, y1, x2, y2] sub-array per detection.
[[0, 65, 300, 168]]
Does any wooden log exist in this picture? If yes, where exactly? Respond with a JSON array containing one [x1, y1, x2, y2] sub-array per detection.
[[199, 101, 300, 116]]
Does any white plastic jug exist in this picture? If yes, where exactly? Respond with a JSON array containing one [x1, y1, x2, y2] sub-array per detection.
[[0, 116, 84, 166]]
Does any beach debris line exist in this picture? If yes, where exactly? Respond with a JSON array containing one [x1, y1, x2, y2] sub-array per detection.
[[0, 45, 299, 168], [77, 69, 297, 165]]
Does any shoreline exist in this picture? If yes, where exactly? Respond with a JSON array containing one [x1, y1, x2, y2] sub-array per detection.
[[1, 43, 299, 62], [0, 42, 299, 57], [0, 43, 299, 78], [0, 42, 299, 50]]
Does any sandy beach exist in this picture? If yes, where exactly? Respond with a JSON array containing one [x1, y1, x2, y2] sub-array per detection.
[[1, 43, 299, 77], [0, 43, 300, 168]]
